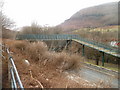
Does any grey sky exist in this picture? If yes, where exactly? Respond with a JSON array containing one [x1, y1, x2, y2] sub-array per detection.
[[3, 0, 119, 29]]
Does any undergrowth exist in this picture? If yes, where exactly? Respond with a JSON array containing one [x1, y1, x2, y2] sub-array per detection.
[[13, 41, 81, 71]]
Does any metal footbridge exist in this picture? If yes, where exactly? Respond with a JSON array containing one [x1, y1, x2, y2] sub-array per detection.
[[16, 34, 120, 66]]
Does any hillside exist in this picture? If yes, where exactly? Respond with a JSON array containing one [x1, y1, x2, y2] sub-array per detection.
[[60, 2, 118, 31], [3, 39, 115, 88]]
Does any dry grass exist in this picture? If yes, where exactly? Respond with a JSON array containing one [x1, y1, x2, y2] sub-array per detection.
[[11, 40, 84, 88], [13, 41, 28, 51], [13, 41, 81, 71], [3, 39, 112, 88], [47, 52, 81, 71], [2, 28, 17, 39], [26, 42, 48, 62]]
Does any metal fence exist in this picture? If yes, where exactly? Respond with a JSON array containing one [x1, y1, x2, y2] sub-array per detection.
[[1, 43, 24, 89], [6, 48, 24, 89]]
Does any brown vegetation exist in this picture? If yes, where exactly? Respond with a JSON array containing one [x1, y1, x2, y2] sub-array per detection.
[[2, 27, 17, 39], [2, 43, 9, 88], [72, 26, 118, 45], [19, 23, 63, 35], [12, 40, 81, 71], [3, 40, 82, 88], [2, 39, 113, 88]]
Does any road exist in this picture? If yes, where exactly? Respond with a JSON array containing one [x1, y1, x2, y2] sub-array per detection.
[[79, 64, 119, 88]]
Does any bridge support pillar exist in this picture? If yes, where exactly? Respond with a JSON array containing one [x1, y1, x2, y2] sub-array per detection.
[[102, 52, 105, 66], [82, 45, 85, 56], [66, 40, 72, 50]]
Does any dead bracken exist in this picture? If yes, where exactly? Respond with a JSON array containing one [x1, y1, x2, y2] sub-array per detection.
[[3, 39, 111, 88]]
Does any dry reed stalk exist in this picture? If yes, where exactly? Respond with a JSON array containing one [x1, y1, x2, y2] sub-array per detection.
[[29, 70, 44, 88]]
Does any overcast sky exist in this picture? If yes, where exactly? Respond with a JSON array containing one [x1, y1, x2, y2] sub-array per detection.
[[3, 0, 119, 29]]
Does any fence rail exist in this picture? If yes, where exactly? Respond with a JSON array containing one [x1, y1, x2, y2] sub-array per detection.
[[6, 48, 24, 89], [1, 43, 24, 89]]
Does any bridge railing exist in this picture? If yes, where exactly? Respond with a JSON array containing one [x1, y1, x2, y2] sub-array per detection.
[[16, 34, 119, 53], [16, 34, 78, 40], [75, 36, 119, 53]]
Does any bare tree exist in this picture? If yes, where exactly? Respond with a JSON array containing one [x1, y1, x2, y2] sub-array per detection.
[[1, 14, 15, 29], [0, 1, 3, 37], [0, 1, 15, 29], [0, 1, 15, 39]]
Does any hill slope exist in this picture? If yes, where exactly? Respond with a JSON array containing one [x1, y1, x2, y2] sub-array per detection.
[[60, 2, 118, 31]]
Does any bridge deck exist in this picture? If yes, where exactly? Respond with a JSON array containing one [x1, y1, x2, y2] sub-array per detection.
[[16, 34, 120, 58], [73, 39, 120, 57]]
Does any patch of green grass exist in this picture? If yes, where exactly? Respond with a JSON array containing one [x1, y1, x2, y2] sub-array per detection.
[[84, 60, 118, 72]]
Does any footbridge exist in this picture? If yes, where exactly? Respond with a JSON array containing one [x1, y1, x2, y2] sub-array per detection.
[[16, 34, 120, 66]]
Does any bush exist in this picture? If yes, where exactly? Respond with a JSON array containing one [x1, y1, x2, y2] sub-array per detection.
[[19, 23, 63, 35], [2, 28, 17, 39], [50, 52, 81, 71], [26, 42, 48, 62], [13, 41, 81, 71], [13, 41, 28, 51]]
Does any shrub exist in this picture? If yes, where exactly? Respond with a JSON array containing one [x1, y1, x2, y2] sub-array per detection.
[[13, 41, 28, 51], [2, 28, 17, 39], [19, 23, 63, 35], [13, 41, 81, 71], [26, 42, 48, 62], [51, 52, 81, 71]]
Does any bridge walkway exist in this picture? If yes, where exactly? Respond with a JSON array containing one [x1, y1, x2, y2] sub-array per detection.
[[16, 34, 120, 57]]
